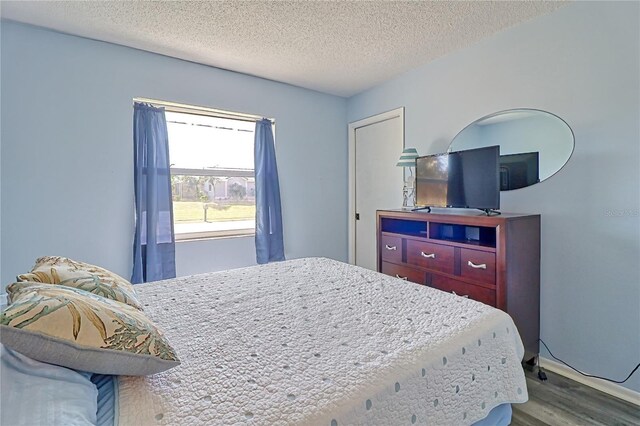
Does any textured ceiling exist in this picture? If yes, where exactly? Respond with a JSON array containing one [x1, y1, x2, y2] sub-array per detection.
[[1, 1, 566, 97]]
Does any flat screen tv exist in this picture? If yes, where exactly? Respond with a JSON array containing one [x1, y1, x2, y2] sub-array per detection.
[[415, 145, 500, 212], [499, 152, 540, 190]]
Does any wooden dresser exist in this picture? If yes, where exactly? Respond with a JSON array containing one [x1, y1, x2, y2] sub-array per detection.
[[377, 209, 540, 360]]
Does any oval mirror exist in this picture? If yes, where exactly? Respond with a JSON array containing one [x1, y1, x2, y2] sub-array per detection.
[[449, 109, 574, 191]]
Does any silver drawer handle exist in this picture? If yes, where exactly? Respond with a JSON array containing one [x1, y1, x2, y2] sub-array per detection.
[[467, 261, 487, 270], [452, 291, 469, 298], [395, 274, 408, 280], [385, 245, 397, 251], [420, 252, 436, 258]]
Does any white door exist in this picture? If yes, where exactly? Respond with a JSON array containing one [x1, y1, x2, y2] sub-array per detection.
[[349, 108, 404, 270]]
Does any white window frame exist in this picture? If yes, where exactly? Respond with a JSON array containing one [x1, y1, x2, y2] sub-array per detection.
[[134, 98, 273, 241]]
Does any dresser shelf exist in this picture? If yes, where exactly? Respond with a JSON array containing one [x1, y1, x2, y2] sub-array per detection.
[[377, 209, 541, 360]]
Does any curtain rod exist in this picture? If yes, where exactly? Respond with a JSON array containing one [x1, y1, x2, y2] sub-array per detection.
[[133, 97, 273, 123]]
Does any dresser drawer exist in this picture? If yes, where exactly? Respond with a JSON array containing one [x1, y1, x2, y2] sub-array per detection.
[[430, 275, 496, 307], [407, 240, 454, 274], [380, 235, 402, 263], [381, 262, 425, 285], [460, 249, 496, 285]]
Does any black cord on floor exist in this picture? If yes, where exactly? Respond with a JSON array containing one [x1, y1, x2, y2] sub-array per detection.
[[539, 339, 640, 384]]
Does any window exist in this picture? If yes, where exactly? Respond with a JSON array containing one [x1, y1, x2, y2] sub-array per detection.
[[151, 101, 265, 240]]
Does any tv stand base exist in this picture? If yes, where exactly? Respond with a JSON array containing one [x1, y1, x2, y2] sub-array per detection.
[[479, 208, 501, 216]]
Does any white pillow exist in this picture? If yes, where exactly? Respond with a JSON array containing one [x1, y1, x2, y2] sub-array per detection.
[[0, 344, 98, 425]]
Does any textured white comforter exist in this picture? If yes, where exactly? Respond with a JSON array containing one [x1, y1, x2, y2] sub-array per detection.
[[118, 257, 527, 425]]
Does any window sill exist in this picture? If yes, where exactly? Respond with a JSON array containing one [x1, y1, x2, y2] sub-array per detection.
[[174, 219, 255, 242], [175, 229, 255, 242]]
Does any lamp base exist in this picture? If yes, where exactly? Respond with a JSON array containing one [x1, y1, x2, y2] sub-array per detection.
[[402, 185, 415, 209]]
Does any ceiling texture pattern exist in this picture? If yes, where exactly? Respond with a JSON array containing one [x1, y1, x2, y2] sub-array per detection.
[[1, 1, 566, 97]]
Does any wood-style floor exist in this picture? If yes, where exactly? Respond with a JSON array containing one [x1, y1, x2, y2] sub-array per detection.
[[511, 369, 640, 426]]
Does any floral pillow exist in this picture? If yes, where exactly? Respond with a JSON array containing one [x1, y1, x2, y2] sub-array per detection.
[[17, 256, 143, 310], [1, 282, 179, 376]]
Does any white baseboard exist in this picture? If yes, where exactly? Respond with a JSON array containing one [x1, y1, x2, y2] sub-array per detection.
[[539, 356, 640, 406]]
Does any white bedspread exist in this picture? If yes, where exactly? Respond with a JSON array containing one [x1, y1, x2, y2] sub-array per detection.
[[118, 257, 527, 425]]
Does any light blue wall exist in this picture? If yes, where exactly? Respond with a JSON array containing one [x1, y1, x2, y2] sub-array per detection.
[[0, 21, 348, 286], [348, 2, 640, 392]]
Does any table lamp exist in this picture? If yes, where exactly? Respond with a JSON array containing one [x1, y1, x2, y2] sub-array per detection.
[[396, 147, 419, 208]]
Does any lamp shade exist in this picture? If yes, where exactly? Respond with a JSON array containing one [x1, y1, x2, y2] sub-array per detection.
[[396, 147, 419, 167]]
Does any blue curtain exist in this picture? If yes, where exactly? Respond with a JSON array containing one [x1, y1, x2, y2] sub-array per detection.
[[131, 103, 176, 283], [254, 119, 285, 264]]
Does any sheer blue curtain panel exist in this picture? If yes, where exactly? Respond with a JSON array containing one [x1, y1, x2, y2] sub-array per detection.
[[254, 119, 285, 264], [131, 103, 176, 283]]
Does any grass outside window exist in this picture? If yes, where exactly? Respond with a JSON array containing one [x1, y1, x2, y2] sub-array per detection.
[[173, 202, 255, 223]]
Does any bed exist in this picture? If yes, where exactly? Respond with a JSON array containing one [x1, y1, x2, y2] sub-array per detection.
[[2, 257, 527, 425]]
